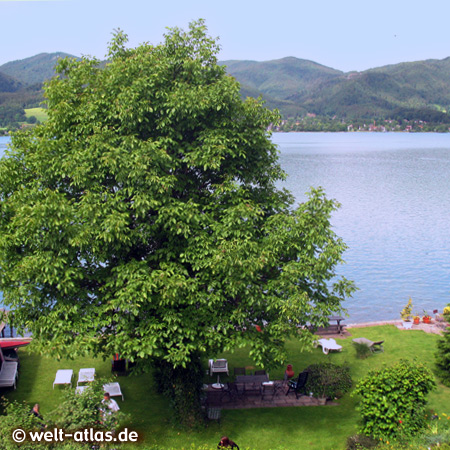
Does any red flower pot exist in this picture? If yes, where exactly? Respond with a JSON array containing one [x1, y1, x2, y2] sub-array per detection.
[[423, 316, 431, 324]]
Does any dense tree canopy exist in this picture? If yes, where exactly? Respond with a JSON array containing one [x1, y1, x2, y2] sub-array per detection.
[[0, 22, 354, 373]]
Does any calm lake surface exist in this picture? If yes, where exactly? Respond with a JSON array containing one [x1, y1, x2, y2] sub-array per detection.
[[1, 133, 450, 323], [274, 132, 450, 323]]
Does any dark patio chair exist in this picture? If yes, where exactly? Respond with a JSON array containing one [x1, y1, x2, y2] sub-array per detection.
[[233, 367, 246, 376], [286, 371, 309, 399], [274, 379, 288, 396]]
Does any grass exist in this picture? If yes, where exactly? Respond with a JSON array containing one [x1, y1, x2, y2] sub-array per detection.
[[3, 325, 449, 450], [24, 107, 48, 122]]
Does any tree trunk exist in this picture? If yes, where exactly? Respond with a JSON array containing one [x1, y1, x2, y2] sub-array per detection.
[[153, 354, 205, 428]]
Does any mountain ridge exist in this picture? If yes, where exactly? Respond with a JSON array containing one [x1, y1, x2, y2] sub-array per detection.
[[1, 52, 450, 126]]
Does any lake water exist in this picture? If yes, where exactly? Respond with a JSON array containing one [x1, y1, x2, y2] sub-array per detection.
[[274, 132, 450, 323], [1, 133, 450, 323]]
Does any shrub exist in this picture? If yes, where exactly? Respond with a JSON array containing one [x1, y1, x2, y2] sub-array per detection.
[[0, 380, 126, 449], [352, 360, 435, 439], [305, 362, 352, 399], [435, 327, 450, 386], [0, 400, 89, 449]]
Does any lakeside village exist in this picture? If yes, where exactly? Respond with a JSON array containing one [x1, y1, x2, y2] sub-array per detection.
[[273, 114, 450, 132], [3, 113, 450, 136]]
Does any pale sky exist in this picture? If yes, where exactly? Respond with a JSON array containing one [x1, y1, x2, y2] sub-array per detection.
[[1, 0, 450, 72]]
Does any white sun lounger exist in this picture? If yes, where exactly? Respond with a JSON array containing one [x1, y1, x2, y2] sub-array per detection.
[[53, 369, 73, 389], [0, 361, 19, 389], [0, 347, 19, 390], [77, 368, 95, 386], [103, 382, 124, 401], [315, 338, 343, 355]]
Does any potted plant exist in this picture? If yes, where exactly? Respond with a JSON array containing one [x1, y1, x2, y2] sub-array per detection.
[[422, 310, 432, 324], [413, 314, 420, 325], [400, 298, 413, 329]]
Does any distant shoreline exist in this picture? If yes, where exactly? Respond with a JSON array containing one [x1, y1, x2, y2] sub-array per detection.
[[346, 319, 447, 335]]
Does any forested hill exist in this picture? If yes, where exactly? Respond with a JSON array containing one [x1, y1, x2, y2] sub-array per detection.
[[2, 52, 450, 131], [0, 52, 75, 86], [220, 57, 342, 100], [220, 56, 450, 120], [0, 71, 23, 93]]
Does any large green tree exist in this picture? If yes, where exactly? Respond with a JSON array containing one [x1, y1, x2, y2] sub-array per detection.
[[0, 21, 354, 424]]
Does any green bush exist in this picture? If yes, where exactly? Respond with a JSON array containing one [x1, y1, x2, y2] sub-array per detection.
[[0, 380, 126, 449], [305, 362, 352, 399], [436, 327, 450, 386], [352, 360, 435, 439]]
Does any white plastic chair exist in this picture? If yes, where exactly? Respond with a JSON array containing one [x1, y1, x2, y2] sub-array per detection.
[[208, 359, 229, 376]]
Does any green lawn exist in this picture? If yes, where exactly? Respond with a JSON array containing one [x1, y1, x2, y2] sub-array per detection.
[[3, 325, 449, 450], [24, 107, 48, 122]]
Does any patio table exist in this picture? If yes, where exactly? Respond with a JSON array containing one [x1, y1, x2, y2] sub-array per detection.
[[235, 374, 269, 394], [328, 315, 345, 333]]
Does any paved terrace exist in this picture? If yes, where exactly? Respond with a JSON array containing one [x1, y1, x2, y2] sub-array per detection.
[[205, 318, 449, 410], [205, 385, 328, 410]]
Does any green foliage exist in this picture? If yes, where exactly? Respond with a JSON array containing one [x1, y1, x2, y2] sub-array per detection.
[[435, 327, 450, 386], [49, 380, 126, 431], [305, 362, 352, 399], [0, 104, 26, 127], [0, 381, 126, 449], [0, 20, 354, 425], [0, 400, 47, 450], [352, 360, 436, 439], [0, 400, 91, 449], [0, 20, 353, 367]]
